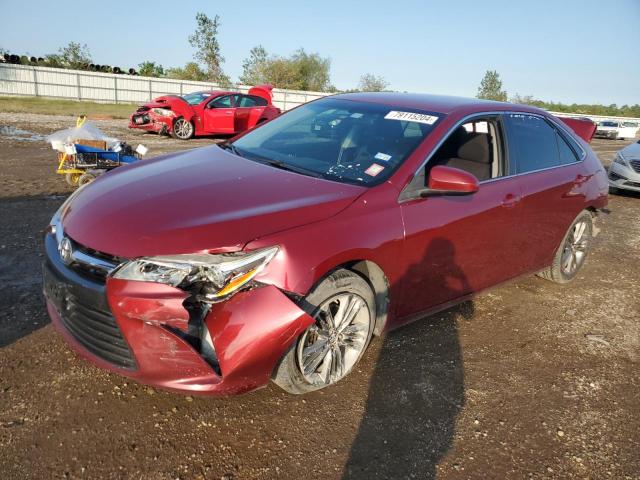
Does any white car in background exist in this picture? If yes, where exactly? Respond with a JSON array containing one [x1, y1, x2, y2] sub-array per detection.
[[608, 139, 640, 193], [595, 120, 638, 140]]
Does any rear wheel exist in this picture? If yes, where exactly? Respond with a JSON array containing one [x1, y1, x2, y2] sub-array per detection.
[[537, 211, 593, 284], [171, 118, 194, 140], [273, 269, 375, 394]]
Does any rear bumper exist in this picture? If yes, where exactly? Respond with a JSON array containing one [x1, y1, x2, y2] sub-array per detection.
[[43, 233, 314, 396]]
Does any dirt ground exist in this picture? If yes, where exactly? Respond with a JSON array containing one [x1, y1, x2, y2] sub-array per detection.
[[0, 112, 638, 480]]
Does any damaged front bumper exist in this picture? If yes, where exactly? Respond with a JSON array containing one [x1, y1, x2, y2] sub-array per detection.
[[42, 233, 314, 396], [128, 110, 173, 134]]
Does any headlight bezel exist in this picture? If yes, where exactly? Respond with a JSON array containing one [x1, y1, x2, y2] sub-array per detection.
[[613, 153, 627, 166], [111, 246, 279, 302]]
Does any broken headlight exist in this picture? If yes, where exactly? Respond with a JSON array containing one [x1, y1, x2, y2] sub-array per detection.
[[151, 108, 174, 117], [112, 247, 278, 302]]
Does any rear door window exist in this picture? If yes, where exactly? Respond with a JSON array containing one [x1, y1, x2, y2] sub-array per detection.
[[238, 95, 268, 107], [556, 132, 578, 165], [504, 114, 560, 173]]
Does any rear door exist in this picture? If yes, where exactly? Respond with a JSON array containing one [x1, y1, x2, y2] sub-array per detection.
[[202, 94, 236, 133], [396, 115, 526, 320], [234, 95, 267, 132], [502, 113, 587, 273]]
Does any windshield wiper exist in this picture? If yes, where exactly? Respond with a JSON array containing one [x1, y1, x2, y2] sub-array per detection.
[[219, 142, 243, 157], [257, 158, 326, 179]]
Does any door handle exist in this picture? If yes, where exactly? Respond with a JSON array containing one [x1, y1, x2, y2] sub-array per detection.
[[501, 193, 521, 208], [225, 111, 233, 115]]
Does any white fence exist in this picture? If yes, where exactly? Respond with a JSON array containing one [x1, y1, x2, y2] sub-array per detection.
[[1, 64, 639, 123], [0, 64, 329, 111]]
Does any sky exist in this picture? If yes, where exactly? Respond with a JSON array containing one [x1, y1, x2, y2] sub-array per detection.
[[1, 0, 639, 105]]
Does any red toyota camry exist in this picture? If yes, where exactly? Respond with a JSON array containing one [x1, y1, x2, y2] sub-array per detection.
[[44, 93, 608, 396], [128, 84, 280, 139]]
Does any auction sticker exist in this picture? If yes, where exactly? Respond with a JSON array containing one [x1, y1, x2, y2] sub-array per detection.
[[364, 163, 385, 177], [374, 152, 392, 162], [384, 111, 439, 125]]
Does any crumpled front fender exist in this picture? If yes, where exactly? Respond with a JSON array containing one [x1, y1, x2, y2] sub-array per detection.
[[101, 278, 314, 395], [206, 285, 315, 393]]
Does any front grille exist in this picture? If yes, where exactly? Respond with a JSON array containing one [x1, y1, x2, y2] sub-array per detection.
[[624, 180, 640, 188], [44, 233, 136, 370], [57, 292, 136, 370], [629, 159, 640, 173], [68, 237, 121, 282], [609, 170, 624, 181], [133, 114, 150, 125]]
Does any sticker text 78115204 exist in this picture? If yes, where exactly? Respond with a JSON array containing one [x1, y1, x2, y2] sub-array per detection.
[[384, 111, 439, 125]]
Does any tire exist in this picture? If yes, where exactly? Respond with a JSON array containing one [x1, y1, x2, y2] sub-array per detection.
[[78, 173, 96, 187], [171, 118, 194, 140], [272, 269, 376, 394], [609, 186, 619, 195], [537, 211, 593, 284], [65, 172, 81, 186]]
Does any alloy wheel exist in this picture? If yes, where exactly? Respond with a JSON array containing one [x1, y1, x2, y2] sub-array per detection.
[[296, 293, 370, 387], [173, 119, 193, 139], [561, 219, 589, 275]]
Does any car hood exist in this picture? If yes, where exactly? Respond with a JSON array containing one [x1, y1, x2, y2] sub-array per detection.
[[62, 146, 365, 258], [621, 142, 640, 160], [137, 96, 195, 117]]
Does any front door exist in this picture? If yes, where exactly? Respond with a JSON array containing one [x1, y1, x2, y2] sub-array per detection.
[[396, 115, 526, 320], [202, 94, 236, 134]]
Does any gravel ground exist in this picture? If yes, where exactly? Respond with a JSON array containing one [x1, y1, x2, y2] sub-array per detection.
[[0, 112, 638, 480]]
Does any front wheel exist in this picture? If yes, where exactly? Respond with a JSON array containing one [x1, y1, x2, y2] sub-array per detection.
[[171, 118, 194, 140], [537, 211, 593, 284], [273, 269, 375, 394]]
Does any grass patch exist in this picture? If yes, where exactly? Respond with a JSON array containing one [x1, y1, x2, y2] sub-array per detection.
[[0, 96, 135, 119]]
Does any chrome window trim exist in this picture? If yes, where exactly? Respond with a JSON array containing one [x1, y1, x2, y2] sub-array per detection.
[[398, 109, 586, 202]]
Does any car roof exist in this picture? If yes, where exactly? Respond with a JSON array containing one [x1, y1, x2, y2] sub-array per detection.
[[330, 92, 546, 116], [189, 90, 237, 96]]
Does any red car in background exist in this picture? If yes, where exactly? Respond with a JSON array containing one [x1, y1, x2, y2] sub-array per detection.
[[128, 84, 280, 139], [45, 93, 608, 396]]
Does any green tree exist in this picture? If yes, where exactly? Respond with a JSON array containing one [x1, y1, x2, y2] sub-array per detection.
[[166, 62, 208, 81], [239, 45, 268, 85], [358, 73, 389, 92], [138, 61, 165, 78], [477, 70, 507, 101], [58, 41, 92, 69], [290, 49, 332, 91], [188, 12, 230, 85], [238, 47, 333, 91]]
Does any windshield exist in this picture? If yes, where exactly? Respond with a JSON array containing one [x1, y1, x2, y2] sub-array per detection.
[[181, 92, 213, 105], [600, 121, 618, 127], [231, 98, 442, 186]]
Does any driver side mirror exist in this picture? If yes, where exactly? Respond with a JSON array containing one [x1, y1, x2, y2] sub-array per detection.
[[421, 165, 479, 197]]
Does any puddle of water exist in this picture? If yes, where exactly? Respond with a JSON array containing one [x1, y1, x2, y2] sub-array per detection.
[[0, 125, 46, 142]]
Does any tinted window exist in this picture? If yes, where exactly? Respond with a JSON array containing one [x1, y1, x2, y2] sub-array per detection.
[[556, 132, 578, 165], [238, 95, 267, 107], [231, 98, 442, 186], [209, 95, 233, 108], [505, 114, 559, 173]]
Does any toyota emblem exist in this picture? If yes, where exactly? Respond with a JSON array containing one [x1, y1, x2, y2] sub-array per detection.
[[58, 237, 73, 265]]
